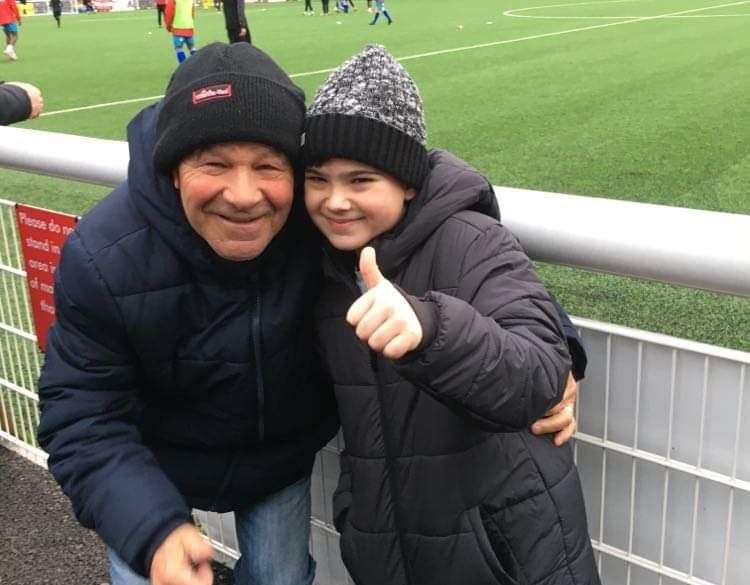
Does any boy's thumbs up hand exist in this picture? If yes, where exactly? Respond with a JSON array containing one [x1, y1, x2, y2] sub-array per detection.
[[359, 246, 386, 289], [346, 247, 423, 360]]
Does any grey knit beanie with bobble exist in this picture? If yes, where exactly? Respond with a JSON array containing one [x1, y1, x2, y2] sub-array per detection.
[[303, 44, 429, 189]]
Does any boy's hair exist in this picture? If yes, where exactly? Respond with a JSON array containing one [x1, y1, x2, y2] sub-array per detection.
[[303, 44, 429, 190]]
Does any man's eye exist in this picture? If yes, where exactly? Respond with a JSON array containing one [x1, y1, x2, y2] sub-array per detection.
[[203, 161, 226, 169]]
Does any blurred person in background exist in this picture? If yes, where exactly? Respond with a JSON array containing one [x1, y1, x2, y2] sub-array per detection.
[[50, 0, 62, 27], [222, 0, 250, 43], [165, 0, 196, 63], [369, 0, 391, 25], [155, 0, 166, 28], [0, 0, 21, 60]]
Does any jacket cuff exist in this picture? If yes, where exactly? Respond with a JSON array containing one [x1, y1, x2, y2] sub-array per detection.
[[138, 515, 194, 577], [550, 296, 587, 380], [401, 292, 439, 352], [567, 336, 587, 381], [1, 83, 32, 122]]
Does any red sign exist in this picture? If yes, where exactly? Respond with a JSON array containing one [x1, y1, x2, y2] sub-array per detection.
[[15, 204, 78, 352]]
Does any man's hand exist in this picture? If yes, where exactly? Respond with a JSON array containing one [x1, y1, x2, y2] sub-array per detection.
[[347, 247, 423, 360], [239, 26, 247, 37], [6, 82, 43, 119], [531, 372, 578, 447], [150, 523, 214, 585]]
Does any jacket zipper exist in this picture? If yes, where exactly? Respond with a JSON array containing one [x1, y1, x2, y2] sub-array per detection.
[[327, 250, 413, 581], [251, 277, 265, 442], [372, 349, 413, 584]]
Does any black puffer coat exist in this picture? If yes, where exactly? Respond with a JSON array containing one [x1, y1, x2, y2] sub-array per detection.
[[315, 151, 600, 585], [37, 103, 338, 576]]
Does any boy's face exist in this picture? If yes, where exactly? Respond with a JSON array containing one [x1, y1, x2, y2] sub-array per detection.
[[173, 142, 294, 262], [304, 159, 416, 251]]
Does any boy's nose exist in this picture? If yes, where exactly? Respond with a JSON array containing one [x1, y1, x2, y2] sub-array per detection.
[[326, 187, 352, 211]]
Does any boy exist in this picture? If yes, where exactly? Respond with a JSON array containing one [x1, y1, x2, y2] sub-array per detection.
[[0, 0, 20, 61], [303, 45, 600, 585], [165, 0, 196, 63]]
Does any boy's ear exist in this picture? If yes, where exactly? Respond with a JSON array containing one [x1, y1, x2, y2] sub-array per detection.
[[404, 187, 417, 201], [172, 169, 180, 190]]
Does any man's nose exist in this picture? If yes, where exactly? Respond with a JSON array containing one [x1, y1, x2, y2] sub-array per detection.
[[222, 169, 264, 209]]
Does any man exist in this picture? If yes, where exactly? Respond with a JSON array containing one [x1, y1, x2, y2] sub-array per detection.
[[221, 0, 249, 44], [0, 80, 43, 124], [37, 42, 337, 585], [37, 42, 582, 585]]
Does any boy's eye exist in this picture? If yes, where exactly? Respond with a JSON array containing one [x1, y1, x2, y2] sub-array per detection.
[[352, 176, 375, 184], [305, 175, 327, 183]]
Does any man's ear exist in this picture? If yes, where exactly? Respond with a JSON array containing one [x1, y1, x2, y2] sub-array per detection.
[[404, 187, 417, 201], [172, 169, 180, 190]]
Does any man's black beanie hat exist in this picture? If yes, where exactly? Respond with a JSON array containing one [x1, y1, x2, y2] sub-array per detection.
[[153, 42, 306, 172]]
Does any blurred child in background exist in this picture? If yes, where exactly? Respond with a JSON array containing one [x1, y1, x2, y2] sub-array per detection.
[[165, 0, 196, 63], [0, 0, 21, 60], [369, 0, 391, 25]]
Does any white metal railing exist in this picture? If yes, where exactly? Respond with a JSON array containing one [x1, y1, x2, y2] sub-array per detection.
[[1, 129, 749, 585], [2, 126, 749, 297]]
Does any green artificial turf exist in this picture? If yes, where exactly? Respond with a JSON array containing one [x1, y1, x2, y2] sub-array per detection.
[[0, 0, 748, 350]]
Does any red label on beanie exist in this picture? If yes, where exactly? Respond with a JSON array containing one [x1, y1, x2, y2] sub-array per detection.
[[192, 84, 233, 105]]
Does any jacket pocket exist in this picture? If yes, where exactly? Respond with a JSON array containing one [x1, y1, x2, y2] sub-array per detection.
[[467, 506, 527, 585]]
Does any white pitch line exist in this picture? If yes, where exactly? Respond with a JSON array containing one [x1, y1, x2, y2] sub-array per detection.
[[396, 1, 750, 62], [42, 95, 166, 117], [504, 0, 750, 18], [502, 13, 750, 19], [42, 0, 749, 117]]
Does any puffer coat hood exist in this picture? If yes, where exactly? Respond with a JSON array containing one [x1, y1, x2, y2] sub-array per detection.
[[38, 102, 338, 576], [315, 150, 600, 585]]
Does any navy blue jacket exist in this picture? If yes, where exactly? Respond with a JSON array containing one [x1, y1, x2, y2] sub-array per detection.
[[37, 103, 338, 576]]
